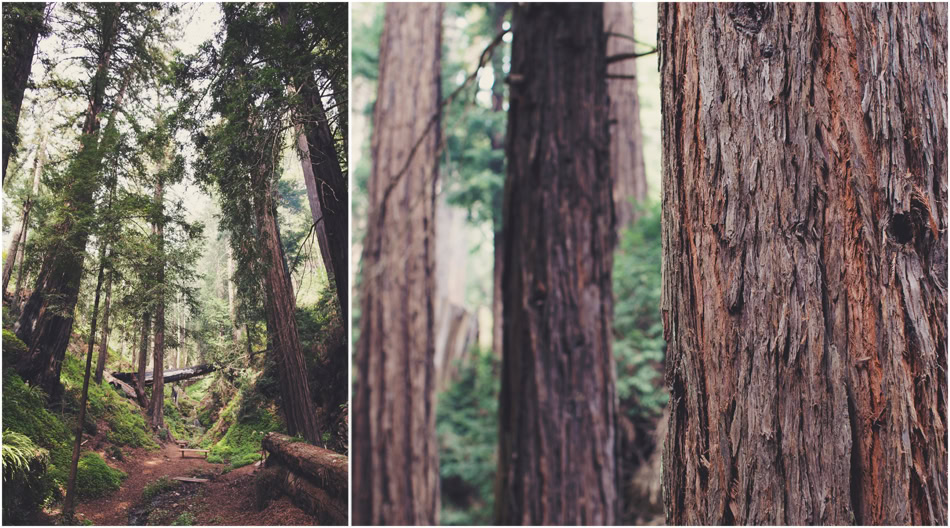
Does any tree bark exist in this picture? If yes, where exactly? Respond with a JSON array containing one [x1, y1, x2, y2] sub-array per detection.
[[2, 132, 44, 294], [353, 3, 442, 525], [659, 3, 948, 525], [136, 311, 150, 407], [148, 177, 165, 430], [495, 4, 618, 525], [605, 1, 647, 232], [295, 125, 335, 282], [277, 3, 349, 324], [94, 264, 114, 384], [1, 2, 45, 182], [252, 150, 321, 444], [14, 7, 123, 397], [62, 241, 108, 520]]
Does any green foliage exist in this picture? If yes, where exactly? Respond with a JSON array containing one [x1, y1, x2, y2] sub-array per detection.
[[2, 330, 28, 365], [172, 512, 196, 526], [143, 476, 180, 501], [436, 347, 499, 525], [2, 369, 72, 491], [613, 203, 668, 416], [2, 430, 52, 525], [76, 452, 126, 500], [207, 393, 281, 469]]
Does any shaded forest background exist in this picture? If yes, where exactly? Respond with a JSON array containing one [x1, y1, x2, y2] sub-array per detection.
[[352, 3, 667, 524]]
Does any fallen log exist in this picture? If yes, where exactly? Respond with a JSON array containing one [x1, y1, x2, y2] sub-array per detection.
[[112, 364, 215, 385], [261, 432, 347, 525], [103, 370, 139, 401]]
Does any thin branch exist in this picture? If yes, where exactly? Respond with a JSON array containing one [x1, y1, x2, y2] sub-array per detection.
[[605, 49, 657, 64]]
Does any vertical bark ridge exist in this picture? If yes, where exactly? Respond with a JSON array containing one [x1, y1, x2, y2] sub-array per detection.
[[660, 3, 947, 525]]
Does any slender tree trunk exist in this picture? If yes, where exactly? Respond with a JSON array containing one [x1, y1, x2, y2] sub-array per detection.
[[62, 242, 108, 520], [136, 311, 150, 407], [14, 8, 123, 397], [353, 3, 442, 525], [148, 177, 165, 429], [495, 4, 618, 525], [605, 1, 647, 232], [659, 4, 948, 525], [226, 245, 241, 346], [1, 2, 45, 182], [94, 264, 113, 384], [2, 132, 43, 293], [277, 3, 348, 324], [294, 125, 335, 282]]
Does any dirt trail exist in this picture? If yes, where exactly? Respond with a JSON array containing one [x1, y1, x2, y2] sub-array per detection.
[[74, 440, 314, 525]]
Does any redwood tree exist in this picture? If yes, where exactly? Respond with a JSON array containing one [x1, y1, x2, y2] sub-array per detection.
[[1, 2, 46, 182], [495, 4, 619, 525], [605, 1, 647, 232], [353, 3, 442, 524], [659, 3, 948, 525]]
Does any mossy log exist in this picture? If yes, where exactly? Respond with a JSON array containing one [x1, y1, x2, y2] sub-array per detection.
[[261, 432, 347, 524]]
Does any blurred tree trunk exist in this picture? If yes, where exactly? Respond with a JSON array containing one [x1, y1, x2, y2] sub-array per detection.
[[1, 2, 45, 182], [495, 4, 618, 525], [605, 1, 647, 232], [148, 177, 165, 429], [659, 4, 948, 525], [2, 132, 44, 294], [353, 3, 442, 525]]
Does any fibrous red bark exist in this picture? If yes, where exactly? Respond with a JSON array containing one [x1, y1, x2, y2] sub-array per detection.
[[659, 3, 948, 525]]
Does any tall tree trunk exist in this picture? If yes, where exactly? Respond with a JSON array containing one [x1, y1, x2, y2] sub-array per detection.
[[659, 4, 948, 525], [136, 311, 150, 407], [2, 132, 44, 293], [226, 245, 240, 345], [353, 3, 442, 525], [495, 4, 618, 525], [62, 242, 108, 520], [605, 1, 647, 232], [1, 2, 45, 182], [94, 264, 113, 384], [294, 125, 335, 282], [148, 177, 165, 429], [13, 8, 123, 397], [276, 3, 349, 324], [253, 152, 321, 444]]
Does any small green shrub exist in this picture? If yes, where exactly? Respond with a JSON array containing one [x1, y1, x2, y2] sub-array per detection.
[[172, 512, 195, 526], [142, 476, 180, 501], [76, 452, 126, 499]]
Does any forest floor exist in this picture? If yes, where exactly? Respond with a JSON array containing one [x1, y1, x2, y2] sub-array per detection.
[[51, 435, 313, 525]]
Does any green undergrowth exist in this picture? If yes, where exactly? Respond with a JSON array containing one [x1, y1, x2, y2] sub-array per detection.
[[2, 331, 156, 522], [203, 385, 283, 469], [76, 452, 126, 499]]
